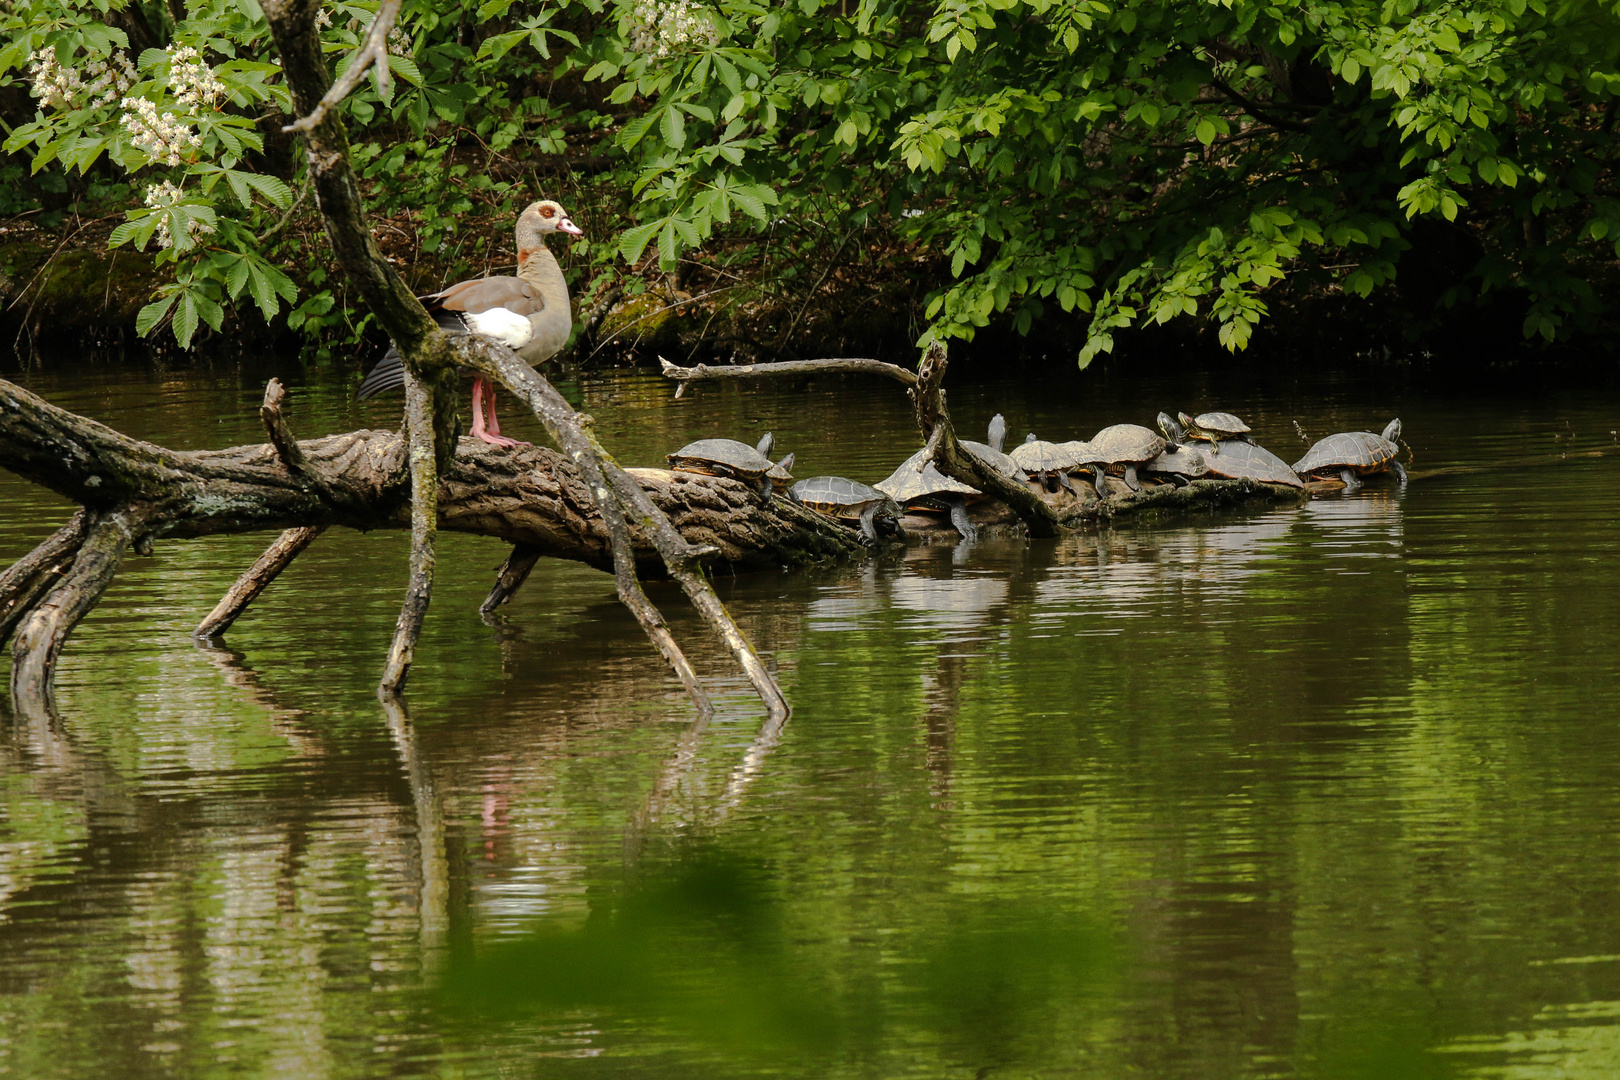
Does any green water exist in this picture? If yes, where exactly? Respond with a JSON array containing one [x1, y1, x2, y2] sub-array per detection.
[[2, 353, 1619, 1079]]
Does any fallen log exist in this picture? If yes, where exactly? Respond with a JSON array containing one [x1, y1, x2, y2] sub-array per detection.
[[0, 374, 864, 714]]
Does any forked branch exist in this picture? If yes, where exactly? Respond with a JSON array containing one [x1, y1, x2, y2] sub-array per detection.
[[282, 0, 401, 134]]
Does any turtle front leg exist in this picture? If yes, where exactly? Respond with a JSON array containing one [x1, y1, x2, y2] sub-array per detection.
[[947, 497, 978, 543], [1339, 467, 1363, 492], [1058, 471, 1076, 495], [858, 504, 880, 546], [1123, 464, 1141, 491], [1090, 466, 1109, 499], [1392, 461, 1408, 486]]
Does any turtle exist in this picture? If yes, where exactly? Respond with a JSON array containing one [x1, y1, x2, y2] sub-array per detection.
[[1292, 419, 1406, 491], [1142, 444, 1211, 487], [960, 414, 1027, 483], [875, 448, 982, 542], [1160, 415, 1300, 487], [1176, 410, 1254, 455], [1011, 433, 1083, 493], [1083, 423, 1167, 496], [667, 437, 795, 495], [790, 476, 905, 544], [1197, 441, 1303, 487]]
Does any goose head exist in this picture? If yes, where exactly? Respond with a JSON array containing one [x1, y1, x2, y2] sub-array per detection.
[[518, 199, 584, 243]]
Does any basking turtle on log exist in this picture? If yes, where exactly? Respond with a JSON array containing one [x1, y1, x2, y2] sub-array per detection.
[[960, 415, 1026, 484], [1160, 413, 1303, 488], [667, 436, 796, 496], [1176, 411, 1255, 454], [790, 476, 905, 544], [1011, 434, 1082, 493], [1293, 420, 1407, 491], [876, 449, 983, 542], [1084, 424, 1167, 496]]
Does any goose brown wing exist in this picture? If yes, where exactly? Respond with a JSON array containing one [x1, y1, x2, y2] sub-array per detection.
[[359, 278, 547, 400], [427, 276, 545, 317]]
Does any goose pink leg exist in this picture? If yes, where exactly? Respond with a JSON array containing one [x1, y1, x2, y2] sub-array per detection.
[[469, 377, 528, 448]]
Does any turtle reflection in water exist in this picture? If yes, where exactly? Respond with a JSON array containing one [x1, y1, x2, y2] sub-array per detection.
[[790, 476, 906, 545], [1293, 419, 1406, 491], [876, 449, 982, 542], [667, 431, 796, 495]]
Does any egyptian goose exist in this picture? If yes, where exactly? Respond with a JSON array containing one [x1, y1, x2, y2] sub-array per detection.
[[358, 199, 583, 446]]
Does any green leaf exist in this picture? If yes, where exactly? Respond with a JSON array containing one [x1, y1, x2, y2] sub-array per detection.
[[387, 54, 423, 87], [1341, 57, 1361, 84], [136, 294, 178, 337], [618, 221, 662, 264], [241, 172, 295, 208], [660, 107, 685, 150], [173, 292, 200, 349], [1195, 117, 1216, 145]]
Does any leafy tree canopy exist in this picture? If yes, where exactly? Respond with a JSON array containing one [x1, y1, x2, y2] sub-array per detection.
[[4, 0, 1618, 359]]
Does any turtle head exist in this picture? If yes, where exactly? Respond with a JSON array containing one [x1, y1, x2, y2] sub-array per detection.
[[987, 413, 1007, 453], [1382, 418, 1402, 443], [1024, 432, 1038, 444], [757, 431, 775, 457], [774, 452, 795, 474], [1177, 411, 1196, 429], [1157, 412, 1185, 447]]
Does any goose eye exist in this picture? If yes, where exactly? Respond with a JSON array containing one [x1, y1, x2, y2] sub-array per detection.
[[540, 205, 554, 218]]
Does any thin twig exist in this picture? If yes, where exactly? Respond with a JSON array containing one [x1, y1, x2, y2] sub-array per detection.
[[255, 181, 311, 245], [282, 0, 401, 134]]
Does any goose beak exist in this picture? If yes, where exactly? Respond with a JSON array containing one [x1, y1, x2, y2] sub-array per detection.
[[557, 216, 584, 237]]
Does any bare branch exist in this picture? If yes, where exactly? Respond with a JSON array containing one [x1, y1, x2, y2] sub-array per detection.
[[480, 544, 541, 617], [658, 355, 919, 389], [10, 511, 136, 717], [260, 378, 308, 475], [194, 526, 325, 639], [379, 372, 439, 695], [0, 511, 87, 650], [282, 0, 401, 134]]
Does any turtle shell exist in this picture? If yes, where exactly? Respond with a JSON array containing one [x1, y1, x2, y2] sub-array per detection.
[[1202, 441, 1304, 487], [875, 448, 980, 506], [1088, 424, 1166, 465], [668, 438, 794, 490], [961, 440, 1024, 480], [790, 476, 894, 519], [1010, 436, 1083, 476], [1293, 431, 1400, 477], [1144, 444, 1210, 477], [1179, 411, 1252, 440]]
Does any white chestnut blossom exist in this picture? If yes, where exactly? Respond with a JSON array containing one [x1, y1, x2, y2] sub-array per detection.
[[118, 46, 226, 166], [144, 180, 214, 250], [28, 47, 135, 110], [121, 96, 203, 166], [165, 45, 226, 109], [627, 0, 719, 58]]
